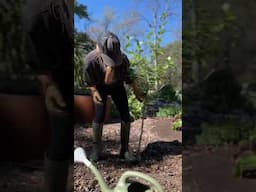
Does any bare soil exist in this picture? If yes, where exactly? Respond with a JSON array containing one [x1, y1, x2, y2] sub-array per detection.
[[0, 117, 182, 192], [183, 146, 256, 192], [74, 117, 182, 192]]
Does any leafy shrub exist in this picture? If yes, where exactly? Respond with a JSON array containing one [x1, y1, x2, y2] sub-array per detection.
[[196, 120, 252, 146], [196, 123, 224, 146], [128, 94, 143, 120], [157, 105, 181, 117], [157, 84, 178, 103], [172, 118, 182, 131], [233, 154, 256, 178]]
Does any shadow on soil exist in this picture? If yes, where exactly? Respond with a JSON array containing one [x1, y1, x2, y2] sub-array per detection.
[[141, 140, 182, 160], [77, 136, 182, 168]]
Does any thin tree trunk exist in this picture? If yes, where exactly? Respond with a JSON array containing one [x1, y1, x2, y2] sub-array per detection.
[[153, 11, 159, 91]]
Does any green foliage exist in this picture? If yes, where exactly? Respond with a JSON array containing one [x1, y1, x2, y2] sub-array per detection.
[[0, 0, 34, 79], [158, 84, 178, 103], [158, 41, 182, 90], [234, 154, 256, 178], [125, 34, 180, 110], [128, 93, 143, 120], [196, 120, 254, 146], [124, 9, 179, 93], [74, 32, 94, 90], [74, 47, 85, 90], [157, 106, 180, 118], [74, 1, 89, 19], [183, 2, 242, 84], [172, 118, 182, 131], [123, 7, 181, 116], [196, 123, 225, 146], [74, 4, 94, 91]]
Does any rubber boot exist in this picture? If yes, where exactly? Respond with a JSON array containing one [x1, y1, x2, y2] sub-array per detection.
[[120, 121, 137, 163], [44, 157, 70, 192], [89, 122, 103, 162]]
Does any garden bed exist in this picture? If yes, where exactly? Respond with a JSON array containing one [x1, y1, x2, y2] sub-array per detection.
[[74, 117, 182, 192], [0, 117, 182, 192]]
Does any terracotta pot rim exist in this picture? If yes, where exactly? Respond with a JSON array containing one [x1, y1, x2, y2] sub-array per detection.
[[74, 93, 91, 96]]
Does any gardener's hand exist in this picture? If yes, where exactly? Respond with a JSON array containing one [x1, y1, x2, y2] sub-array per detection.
[[37, 75, 66, 113], [45, 83, 66, 113], [91, 89, 103, 105], [132, 81, 146, 102]]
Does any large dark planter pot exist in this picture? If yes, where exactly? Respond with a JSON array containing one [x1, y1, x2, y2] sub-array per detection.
[[0, 93, 50, 161], [74, 94, 112, 123]]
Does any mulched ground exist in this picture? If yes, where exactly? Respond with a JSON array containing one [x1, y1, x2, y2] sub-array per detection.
[[74, 117, 182, 192], [0, 161, 44, 192], [0, 117, 182, 192], [183, 145, 256, 192]]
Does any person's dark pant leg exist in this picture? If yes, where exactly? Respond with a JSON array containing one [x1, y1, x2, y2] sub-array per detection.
[[89, 85, 109, 161], [94, 85, 109, 124], [47, 110, 73, 161], [44, 77, 73, 192], [110, 84, 136, 162], [44, 109, 72, 192], [48, 73, 74, 161], [110, 84, 131, 123]]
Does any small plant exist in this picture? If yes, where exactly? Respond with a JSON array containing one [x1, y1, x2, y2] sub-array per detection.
[[172, 118, 182, 131], [233, 154, 256, 178], [196, 123, 223, 146], [196, 120, 249, 146], [128, 93, 143, 120], [157, 105, 181, 117]]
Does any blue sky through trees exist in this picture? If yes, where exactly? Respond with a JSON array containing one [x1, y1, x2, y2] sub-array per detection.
[[75, 0, 182, 46]]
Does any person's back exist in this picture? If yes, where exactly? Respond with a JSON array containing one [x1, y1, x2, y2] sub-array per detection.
[[23, 0, 73, 76], [23, 0, 74, 112]]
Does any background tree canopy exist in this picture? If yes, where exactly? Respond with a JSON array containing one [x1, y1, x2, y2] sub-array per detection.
[[75, 0, 182, 119], [74, 2, 94, 90]]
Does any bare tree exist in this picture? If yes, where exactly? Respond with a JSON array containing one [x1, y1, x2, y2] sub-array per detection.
[[86, 4, 146, 46], [87, 6, 116, 41], [130, 0, 177, 90]]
